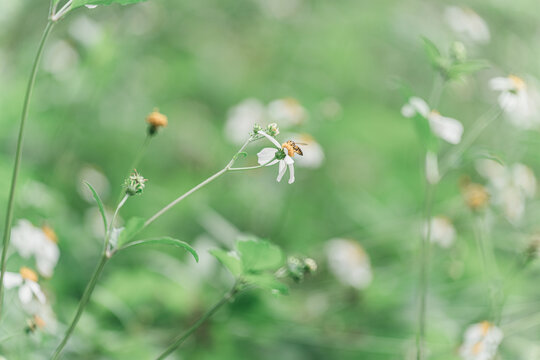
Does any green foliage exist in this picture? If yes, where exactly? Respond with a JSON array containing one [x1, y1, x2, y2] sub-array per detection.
[[116, 217, 145, 248], [117, 237, 199, 261], [84, 181, 108, 234], [236, 238, 283, 272], [209, 249, 242, 276]]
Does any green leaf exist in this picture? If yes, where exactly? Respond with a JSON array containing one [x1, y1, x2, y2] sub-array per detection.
[[85, 181, 108, 234], [421, 37, 447, 71], [447, 60, 490, 80], [72, 0, 147, 10], [117, 217, 145, 248], [118, 237, 199, 262], [233, 152, 248, 160], [243, 273, 289, 295], [237, 238, 283, 272], [210, 249, 242, 277]]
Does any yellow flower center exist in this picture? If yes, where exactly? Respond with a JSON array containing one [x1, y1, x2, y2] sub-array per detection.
[[42, 225, 58, 244], [20, 267, 38, 282], [33, 315, 46, 329], [146, 110, 168, 128], [472, 341, 484, 355], [462, 183, 489, 211], [282, 142, 295, 157], [509, 75, 525, 91], [479, 321, 491, 336]]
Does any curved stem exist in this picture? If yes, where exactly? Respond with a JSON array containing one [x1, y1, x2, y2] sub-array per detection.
[[155, 286, 239, 360], [0, 20, 54, 319], [416, 181, 434, 360], [144, 138, 254, 228], [51, 254, 108, 360]]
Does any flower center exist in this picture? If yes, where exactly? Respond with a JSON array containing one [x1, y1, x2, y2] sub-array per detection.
[[282, 142, 295, 157], [472, 341, 484, 355], [275, 148, 286, 160], [479, 321, 491, 336], [42, 225, 58, 244], [509, 75, 525, 91], [20, 267, 38, 282], [33, 315, 46, 329]]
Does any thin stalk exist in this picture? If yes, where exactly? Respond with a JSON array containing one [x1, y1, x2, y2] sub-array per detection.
[[51, 254, 109, 360], [144, 138, 254, 228], [156, 286, 238, 360], [116, 135, 151, 204], [0, 20, 54, 319], [416, 181, 435, 360]]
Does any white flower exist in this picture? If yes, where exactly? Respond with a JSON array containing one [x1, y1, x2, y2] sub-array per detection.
[[444, 6, 490, 44], [257, 131, 296, 184], [85, 4, 98, 8], [225, 99, 266, 145], [476, 159, 536, 223], [425, 216, 456, 248], [425, 151, 440, 184], [11, 220, 60, 278], [402, 97, 463, 144], [285, 133, 325, 169], [459, 321, 503, 360], [326, 238, 372, 290], [267, 98, 307, 127], [3, 267, 46, 305], [489, 75, 540, 129]]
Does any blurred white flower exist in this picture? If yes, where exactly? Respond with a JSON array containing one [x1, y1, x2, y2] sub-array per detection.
[[85, 4, 98, 8], [425, 151, 440, 184], [42, 40, 79, 81], [69, 15, 103, 47], [425, 216, 456, 248], [326, 238, 372, 290], [78, 165, 110, 203], [268, 98, 307, 127], [257, 131, 295, 184], [402, 97, 463, 144], [225, 99, 266, 145], [476, 159, 536, 223], [3, 267, 46, 305], [489, 75, 540, 129], [459, 321, 503, 360], [256, 0, 302, 19], [11, 220, 60, 277], [444, 6, 490, 44], [286, 133, 325, 169]]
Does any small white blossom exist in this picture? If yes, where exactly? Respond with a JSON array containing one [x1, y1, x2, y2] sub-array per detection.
[[489, 75, 540, 129], [326, 238, 372, 290], [225, 99, 266, 145], [444, 6, 490, 44], [425, 216, 456, 248], [11, 220, 60, 278], [3, 267, 46, 305], [402, 97, 463, 144], [459, 321, 503, 360], [267, 98, 307, 127], [257, 131, 296, 184], [476, 159, 536, 223]]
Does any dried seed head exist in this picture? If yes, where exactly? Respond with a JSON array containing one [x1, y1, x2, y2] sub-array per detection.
[[146, 109, 168, 135], [125, 169, 147, 196]]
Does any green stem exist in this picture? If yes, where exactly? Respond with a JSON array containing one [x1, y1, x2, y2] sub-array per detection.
[[156, 286, 239, 360], [51, 254, 109, 360], [116, 135, 151, 204], [0, 20, 54, 319], [416, 180, 434, 360]]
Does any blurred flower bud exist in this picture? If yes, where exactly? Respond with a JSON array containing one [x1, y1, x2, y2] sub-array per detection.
[[266, 123, 280, 137], [450, 41, 467, 63], [461, 177, 489, 211], [285, 256, 316, 283], [304, 258, 317, 273], [524, 234, 540, 264], [124, 169, 147, 196], [146, 109, 168, 136]]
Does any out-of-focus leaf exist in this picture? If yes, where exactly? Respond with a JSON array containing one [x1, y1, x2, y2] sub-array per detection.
[[117, 217, 145, 248], [237, 238, 283, 272], [71, 0, 146, 10], [85, 181, 108, 234], [447, 60, 490, 79], [422, 37, 448, 72], [243, 273, 289, 295], [118, 237, 198, 262], [210, 249, 242, 277]]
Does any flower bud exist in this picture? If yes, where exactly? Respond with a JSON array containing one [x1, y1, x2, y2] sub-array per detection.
[[304, 258, 317, 273], [266, 123, 280, 137], [146, 109, 168, 135], [450, 41, 467, 63], [461, 180, 489, 211], [124, 169, 147, 196]]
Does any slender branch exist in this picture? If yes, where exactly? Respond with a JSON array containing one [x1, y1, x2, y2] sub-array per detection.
[[50, 0, 73, 22], [51, 254, 109, 360], [143, 137, 254, 228], [155, 286, 239, 360], [0, 20, 55, 319], [416, 180, 434, 360]]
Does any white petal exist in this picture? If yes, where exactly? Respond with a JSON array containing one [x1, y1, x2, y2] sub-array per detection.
[[85, 4, 98, 8], [3, 272, 23, 288], [276, 160, 287, 182], [18, 284, 33, 304], [409, 97, 430, 118], [287, 163, 295, 184], [27, 281, 46, 304], [490, 77, 514, 91], [257, 148, 278, 166], [401, 104, 415, 118], [428, 113, 464, 144], [257, 131, 281, 148]]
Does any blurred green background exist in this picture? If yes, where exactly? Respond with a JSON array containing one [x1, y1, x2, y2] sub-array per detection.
[[2, 0, 540, 359]]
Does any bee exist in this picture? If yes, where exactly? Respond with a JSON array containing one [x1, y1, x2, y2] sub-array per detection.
[[283, 140, 307, 156]]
